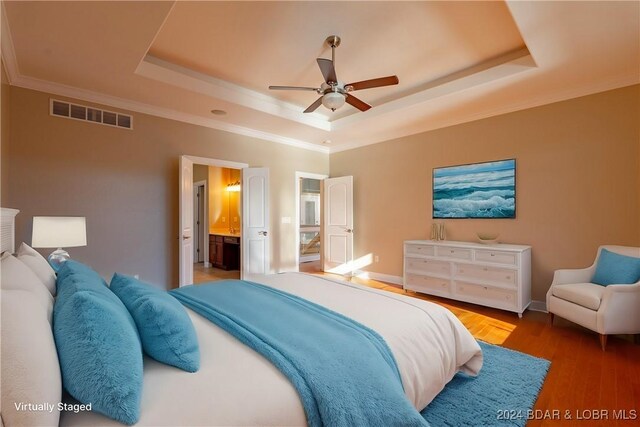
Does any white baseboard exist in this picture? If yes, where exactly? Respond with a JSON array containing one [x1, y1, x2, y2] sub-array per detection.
[[529, 300, 548, 313], [354, 270, 403, 286]]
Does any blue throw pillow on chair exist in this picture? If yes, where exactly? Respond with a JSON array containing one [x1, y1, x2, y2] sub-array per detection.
[[54, 261, 143, 425], [110, 273, 200, 372], [592, 248, 640, 286]]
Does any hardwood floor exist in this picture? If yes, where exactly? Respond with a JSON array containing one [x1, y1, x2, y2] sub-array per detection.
[[299, 259, 322, 273], [193, 263, 239, 283], [318, 272, 640, 426]]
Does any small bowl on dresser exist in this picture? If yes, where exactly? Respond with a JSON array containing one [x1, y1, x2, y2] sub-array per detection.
[[477, 232, 499, 245]]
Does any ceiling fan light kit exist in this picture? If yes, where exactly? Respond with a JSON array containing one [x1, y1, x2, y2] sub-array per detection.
[[269, 35, 399, 114], [322, 91, 346, 111]]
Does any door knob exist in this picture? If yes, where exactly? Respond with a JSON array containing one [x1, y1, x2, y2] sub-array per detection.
[[345, 228, 353, 233], [258, 231, 268, 236]]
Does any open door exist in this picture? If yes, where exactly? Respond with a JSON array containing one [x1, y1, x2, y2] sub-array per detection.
[[179, 156, 194, 286], [323, 176, 353, 274], [242, 168, 270, 279]]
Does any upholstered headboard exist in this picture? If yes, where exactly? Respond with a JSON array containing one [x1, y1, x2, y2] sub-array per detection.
[[1, 208, 20, 253]]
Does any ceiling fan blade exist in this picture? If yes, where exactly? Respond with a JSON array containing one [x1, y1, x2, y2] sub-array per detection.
[[346, 76, 399, 91], [345, 94, 371, 112], [269, 86, 320, 91], [317, 58, 338, 84], [303, 97, 324, 113]]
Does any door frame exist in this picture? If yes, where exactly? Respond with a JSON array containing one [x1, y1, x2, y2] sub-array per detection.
[[295, 171, 328, 271], [193, 180, 208, 266], [180, 155, 249, 284]]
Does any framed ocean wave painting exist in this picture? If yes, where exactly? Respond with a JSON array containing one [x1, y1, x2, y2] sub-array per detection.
[[433, 159, 516, 219]]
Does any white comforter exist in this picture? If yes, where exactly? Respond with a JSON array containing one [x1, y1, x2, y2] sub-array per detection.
[[62, 273, 482, 426]]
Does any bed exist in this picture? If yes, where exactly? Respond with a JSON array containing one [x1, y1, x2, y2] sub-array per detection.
[[1, 209, 482, 426], [60, 273, 481, 426]]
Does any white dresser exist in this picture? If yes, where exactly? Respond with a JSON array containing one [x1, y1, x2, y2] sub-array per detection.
[[403, 240, 531, 317]]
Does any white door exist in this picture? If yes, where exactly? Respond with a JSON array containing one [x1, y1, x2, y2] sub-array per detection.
[[179, 156, 194, 286], [242, 168, 270, 279], [323, 176, 353, 274]]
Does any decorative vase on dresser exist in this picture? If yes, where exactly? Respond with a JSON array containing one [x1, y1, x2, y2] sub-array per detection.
[[403, 240, 532, 317]]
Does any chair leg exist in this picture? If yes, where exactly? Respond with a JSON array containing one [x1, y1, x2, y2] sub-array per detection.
[[549, 312, 555, 325], [599, 334, 607, 351]]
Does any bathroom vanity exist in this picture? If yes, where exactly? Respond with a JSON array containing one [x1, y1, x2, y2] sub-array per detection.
[[209, 233, 240, 270]]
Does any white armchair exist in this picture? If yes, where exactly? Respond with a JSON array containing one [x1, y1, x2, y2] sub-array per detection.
[[546, 245, 640, 350]]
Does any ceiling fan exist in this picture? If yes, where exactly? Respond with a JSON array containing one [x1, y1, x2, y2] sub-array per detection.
[[269, 35, 399, 113]]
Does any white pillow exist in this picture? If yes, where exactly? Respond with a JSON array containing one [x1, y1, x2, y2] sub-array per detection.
[[16, 243, 57, 296], [0, 252, 54, 322], [0, 289, 62, 427]]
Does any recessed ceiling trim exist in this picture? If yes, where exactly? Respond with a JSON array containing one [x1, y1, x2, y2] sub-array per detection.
[[1, 1, 19, 83], [8, 72, 329, 154], [329, 71, 640, 154], [136, 55, 331, 131], [331, 48, 536, 130]]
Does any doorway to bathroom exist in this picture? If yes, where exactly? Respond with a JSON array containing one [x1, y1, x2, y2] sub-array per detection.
[[192, 164, 243, 284]]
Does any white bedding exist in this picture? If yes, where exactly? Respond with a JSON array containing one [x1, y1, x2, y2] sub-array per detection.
[[61, 273, 482, 426]]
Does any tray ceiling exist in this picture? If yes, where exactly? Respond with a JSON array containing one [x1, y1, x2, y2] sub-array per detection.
[[2, 1, 638, 152]]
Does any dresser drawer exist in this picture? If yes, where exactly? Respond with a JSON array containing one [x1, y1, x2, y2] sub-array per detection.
[[455, 263, 517, 287], [405, 257, 450, 276], [455, 281, 517, 308], [405, 274, 451, 294], [406, 244, 435, 256], [475, 249, 518, 266], [436, 246, 472, 261]]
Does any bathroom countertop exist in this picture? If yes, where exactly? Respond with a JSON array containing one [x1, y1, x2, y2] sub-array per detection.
[[210, 230, 241, 238]]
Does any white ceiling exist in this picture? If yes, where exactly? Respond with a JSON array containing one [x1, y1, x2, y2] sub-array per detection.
[[2, 1, 638, 153]]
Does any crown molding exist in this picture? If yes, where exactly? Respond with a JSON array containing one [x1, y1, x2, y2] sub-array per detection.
[[329, 72, 639, 154], [137, 55, 331, 131], [9, 73, 329, 153], [1, 1, 19, 84], [330, 48, 536, 129]]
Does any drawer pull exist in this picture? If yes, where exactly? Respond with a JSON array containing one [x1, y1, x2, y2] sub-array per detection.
[[483, 286, 488, 290], [506, 276, 511, 280], [483, 267, 488, 271], [490, 253, 495, 257]]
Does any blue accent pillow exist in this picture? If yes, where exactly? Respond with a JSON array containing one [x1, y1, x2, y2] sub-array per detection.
[[55, 259, 108, 297], [54, 261, 143, 425], [110, 273, 200, 372], [592, 249, 640, 286]]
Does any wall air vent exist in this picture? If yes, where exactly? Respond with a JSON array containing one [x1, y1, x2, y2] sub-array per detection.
[[50, 99, 133, 130]]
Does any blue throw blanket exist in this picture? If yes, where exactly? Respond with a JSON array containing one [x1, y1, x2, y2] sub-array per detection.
[[171, 280, 429, 427]]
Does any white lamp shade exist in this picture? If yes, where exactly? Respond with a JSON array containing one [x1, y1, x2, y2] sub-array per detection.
[[32, 217, 87, 248]]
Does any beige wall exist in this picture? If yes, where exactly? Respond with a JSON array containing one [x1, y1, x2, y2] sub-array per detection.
[[3, 86, 329, 288], [330, 85, 640, 301]]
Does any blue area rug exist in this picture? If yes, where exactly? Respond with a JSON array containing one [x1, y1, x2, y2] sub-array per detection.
[[421, 341, 550, 427]]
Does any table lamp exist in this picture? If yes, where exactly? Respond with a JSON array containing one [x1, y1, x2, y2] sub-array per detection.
[[32, 216, 87, 271]]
